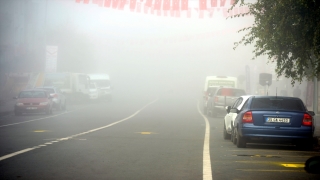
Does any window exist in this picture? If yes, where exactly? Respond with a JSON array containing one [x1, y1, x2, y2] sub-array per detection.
[[251, 98, 305, 111]]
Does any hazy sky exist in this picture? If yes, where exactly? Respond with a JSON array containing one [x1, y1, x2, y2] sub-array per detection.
[[44, 0, 270, 94]]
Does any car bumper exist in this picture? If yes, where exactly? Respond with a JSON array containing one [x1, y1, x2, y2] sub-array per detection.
[[14, 105, 50, 113], [239, 125, 313, 139], [89, 94, 99, 100]]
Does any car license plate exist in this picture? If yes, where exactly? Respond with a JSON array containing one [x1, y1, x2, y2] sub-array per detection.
[[266, 117, 290, 123], [26, 107, 37, 110]]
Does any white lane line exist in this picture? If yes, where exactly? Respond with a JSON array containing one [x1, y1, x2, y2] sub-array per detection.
[[0, 148, 34, 161], [0, 98, 159, 162], [197, 101, 213, 180], [0, 106, 89, 128]]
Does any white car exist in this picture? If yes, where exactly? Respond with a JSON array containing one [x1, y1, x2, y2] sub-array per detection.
[[223, 95, 251, 140]]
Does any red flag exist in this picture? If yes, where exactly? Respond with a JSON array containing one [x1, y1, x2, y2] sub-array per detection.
[[172, 0, 179, 11], [230, 0, 235, 5], [118, 0, 126, 9], [112, 0, 120, 9], [220, 0, 226, 7], [75, 0, 81, 3], [181, 0, 188, 10], [145, 0, 152, 7], [104, 0, 111, 7], [93, 0, 103, 6], [163, 0, 170, 10], [130, 0, 137, 10], [211, 0, 217, 7], [199, 0, 207, 10], [154, 0, 162, 10]]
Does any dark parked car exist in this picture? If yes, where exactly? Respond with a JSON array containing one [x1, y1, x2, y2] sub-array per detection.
[[229, 96, 315, 150], [37, 86, 67, 110], [14, 89, 53, 116]]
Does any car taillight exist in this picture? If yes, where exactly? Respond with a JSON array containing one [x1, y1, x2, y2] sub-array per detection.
[[51, 93, 58, 98], [242, 111, 253, 123], [302, 113, 312, 126]]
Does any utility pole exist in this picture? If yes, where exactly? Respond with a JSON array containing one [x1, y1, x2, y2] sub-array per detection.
[[314, 76, 318, 114]]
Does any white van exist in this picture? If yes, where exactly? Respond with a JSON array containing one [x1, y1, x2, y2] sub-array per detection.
[[88, 74, 112, 100]]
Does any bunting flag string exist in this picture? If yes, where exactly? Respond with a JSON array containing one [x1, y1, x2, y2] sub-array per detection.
[[75, 0, 250, 19]]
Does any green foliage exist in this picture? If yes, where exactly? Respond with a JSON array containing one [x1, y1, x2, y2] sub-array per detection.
[[231, 0, 320, 84]]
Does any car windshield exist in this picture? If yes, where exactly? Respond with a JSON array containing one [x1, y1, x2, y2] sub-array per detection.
[[19, 91, 46, 98], [40, 88, 55, 94], [251, 98, 305, 111], [92, 80, 110, 87]]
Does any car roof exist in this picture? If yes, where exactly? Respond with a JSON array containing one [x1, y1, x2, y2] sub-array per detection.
[[22, 89, 47, 92], [37, 86, 56, 89], [241, 95, 302, 100]]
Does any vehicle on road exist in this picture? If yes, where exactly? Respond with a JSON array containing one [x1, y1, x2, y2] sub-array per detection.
[[229, 96, 315, 149], [224, 95, 251, 140], [43, 72, 91, 102], [89, 82, 101, 100], [203, 86, 219, 114], [14, 89, 53, 116], [36, 86, 67, 110], [207, 87, 246, 117], [88, 74, 112, 101], [203, 76, 237, 114]]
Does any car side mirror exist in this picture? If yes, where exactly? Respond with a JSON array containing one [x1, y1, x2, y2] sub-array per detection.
[[230, 108, 239, 113], [305, 156, 320, 174], [226, 106, 231, 113], [308, 111, 315, 116]]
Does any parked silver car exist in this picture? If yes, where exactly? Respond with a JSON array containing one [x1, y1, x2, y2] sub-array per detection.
[[37, 86, 67, 110]]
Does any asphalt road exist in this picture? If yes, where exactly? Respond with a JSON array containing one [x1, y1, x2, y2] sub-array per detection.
[[0, 91, 320, 180]]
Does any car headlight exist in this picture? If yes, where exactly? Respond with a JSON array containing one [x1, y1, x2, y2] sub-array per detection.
[[16, 103, 23, 106], [39, 102, 49, 105]]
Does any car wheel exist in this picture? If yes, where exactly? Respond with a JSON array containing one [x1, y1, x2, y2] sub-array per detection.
[[223, 123, 231, 140], [46, 108, 53, 115], [236, 127, 246, 148], [232, 127, 237, 144]]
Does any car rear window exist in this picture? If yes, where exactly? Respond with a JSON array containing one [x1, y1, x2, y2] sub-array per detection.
[[217, 88, 246, 96], [251, 98, 305, 111], [42, 88, 55, 93], [19, 91, 47, 98]]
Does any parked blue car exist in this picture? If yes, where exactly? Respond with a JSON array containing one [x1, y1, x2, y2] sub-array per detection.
[[229, 96, 315, 149]]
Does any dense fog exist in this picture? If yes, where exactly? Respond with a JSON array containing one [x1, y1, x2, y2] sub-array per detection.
[[1, 0, 306, 100]]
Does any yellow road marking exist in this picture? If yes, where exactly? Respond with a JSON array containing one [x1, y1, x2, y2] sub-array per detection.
[[281, 164, 305, 168], [237, 169, 304, 172], [135, 132, 157, 135], [33, 130, 49, 133]]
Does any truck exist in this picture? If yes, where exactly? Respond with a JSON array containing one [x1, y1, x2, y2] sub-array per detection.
[[88, 74, 112, 100], [43, 72, 91, 102]]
